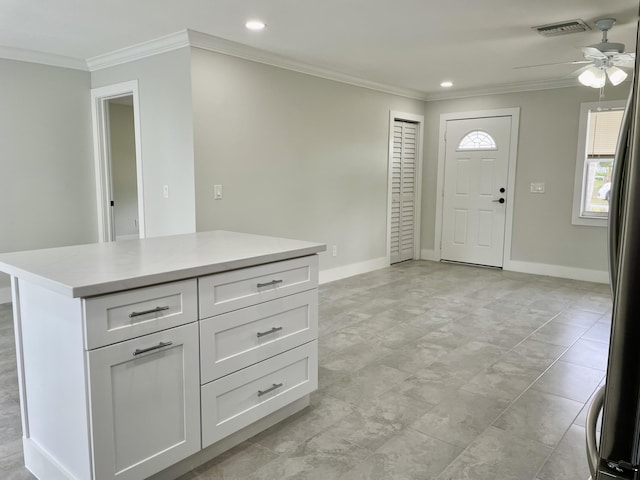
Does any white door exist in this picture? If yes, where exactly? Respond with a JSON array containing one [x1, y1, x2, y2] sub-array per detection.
[[441, 116, 512, 267], [87, 323, 200, 480], [390, 120, 418, 264]]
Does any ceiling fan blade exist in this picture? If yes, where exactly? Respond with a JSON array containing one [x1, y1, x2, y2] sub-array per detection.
[[612, 53, 636, 68], [513, 60, 591, 69], [581, 46, 608, 60], [616, 52, 635, 60], [613, 59, 636, 68]]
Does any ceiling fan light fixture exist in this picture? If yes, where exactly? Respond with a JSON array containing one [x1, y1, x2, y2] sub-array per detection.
[[607, 66, 628, 86], [579, 66, 606, 88]]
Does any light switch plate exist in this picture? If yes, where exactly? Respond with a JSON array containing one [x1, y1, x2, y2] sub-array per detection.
[[530, 182, 545, 194], [214, 184, 223, 200]]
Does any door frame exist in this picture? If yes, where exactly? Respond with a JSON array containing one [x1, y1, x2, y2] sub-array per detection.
[[434, 108, 520, 268], [91, 80, 145, 242], [386, 110, 425, 264]]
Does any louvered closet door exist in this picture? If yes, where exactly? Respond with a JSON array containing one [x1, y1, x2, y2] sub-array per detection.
[[390, 120, 417, 264]]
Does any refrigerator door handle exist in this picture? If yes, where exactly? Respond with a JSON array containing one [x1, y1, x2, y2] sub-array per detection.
[[609, 91, 633, 294], [586, 385, 607, 479]]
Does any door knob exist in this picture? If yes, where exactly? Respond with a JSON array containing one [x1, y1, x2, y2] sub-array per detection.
[[492, 198, 505, 204]]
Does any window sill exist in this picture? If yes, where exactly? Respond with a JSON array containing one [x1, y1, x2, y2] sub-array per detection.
[[572, 215, 608, 227]]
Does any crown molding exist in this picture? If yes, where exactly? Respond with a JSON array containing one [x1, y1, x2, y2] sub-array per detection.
[[0, 45, 87, 71], [423, 77, 582, 101], [97, 29, 597, 101], [186, 30, 426, 101], [86, 31, 190, 71], [3, 29, 614, 102]]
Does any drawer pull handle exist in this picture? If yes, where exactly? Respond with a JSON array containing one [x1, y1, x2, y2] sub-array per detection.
[[133, 341, 173, 356], [257, 326, 283, 338], [256, 279, 283, 288], [129, 306, 170, 318], [257, 383, 283, 397]]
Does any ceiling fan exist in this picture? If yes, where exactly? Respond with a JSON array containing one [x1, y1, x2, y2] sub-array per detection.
[[518, 18, 636, 88], [577, 18, 635, 87]]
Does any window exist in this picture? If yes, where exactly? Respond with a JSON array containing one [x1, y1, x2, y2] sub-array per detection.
[[457, 130, 497, 150], [572, 100, 625, 226]]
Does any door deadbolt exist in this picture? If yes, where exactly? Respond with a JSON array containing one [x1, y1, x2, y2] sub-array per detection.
[[499, 187, 505, 193]]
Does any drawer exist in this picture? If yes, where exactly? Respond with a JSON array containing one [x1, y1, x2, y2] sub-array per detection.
[[83, 279, 198, 349], [198, 255, 318, 318], [200, 290, 317, 383], [201, 340, 317, 448]]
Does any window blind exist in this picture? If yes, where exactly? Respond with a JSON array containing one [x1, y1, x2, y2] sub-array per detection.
[[587, 109, 624, 156]]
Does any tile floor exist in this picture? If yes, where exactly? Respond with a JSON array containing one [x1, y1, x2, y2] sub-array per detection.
[[0, 260, 611, 479]]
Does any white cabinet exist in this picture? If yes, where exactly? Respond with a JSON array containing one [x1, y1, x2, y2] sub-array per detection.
[[1, 231, 324, 480], [197, 256, 319, 448], [83, 256, 319, 479], [87, 322, 201, 480]]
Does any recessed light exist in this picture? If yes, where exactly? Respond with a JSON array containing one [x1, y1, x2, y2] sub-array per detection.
[[245, 20, 266, 31], [440, 81, 453, 88]]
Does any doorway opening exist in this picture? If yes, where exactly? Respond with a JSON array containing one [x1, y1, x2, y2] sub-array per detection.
[[91, 81, 145, 242]]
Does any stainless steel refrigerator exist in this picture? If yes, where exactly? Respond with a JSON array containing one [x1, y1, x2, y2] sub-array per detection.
[[586, 14, 640, 480]]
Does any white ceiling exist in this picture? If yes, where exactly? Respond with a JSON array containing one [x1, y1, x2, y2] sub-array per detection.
[[1, 0, 638, 98]]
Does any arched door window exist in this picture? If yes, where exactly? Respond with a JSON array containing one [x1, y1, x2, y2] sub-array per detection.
[[457, 130, 497, 150]]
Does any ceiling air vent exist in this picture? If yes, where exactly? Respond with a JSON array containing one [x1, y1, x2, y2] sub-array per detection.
[[533, 19, 591, 37]]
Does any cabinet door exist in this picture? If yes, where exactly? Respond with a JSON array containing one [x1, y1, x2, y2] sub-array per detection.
[[87, 322, 200, 480]]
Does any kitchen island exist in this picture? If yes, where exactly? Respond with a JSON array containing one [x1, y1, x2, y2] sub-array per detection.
[[0, 230, 325, 480]]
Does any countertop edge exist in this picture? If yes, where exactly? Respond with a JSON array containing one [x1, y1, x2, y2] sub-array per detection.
[[2, 244, 325, 299]]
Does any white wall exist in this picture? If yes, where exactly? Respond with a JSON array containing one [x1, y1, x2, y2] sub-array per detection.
[[0, 59, 97, 295], [422, 84, 630, 273], [108, 102, 139, 239], [1, 47, 627, 303], [190, 47, 424, 272], [91, 48, 196, 238]]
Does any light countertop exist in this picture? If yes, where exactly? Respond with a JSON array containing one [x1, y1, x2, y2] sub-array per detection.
[[0, 231, 326, 298]]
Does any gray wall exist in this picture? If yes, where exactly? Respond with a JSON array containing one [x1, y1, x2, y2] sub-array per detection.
[[1, 49, 627, 295], [92, 47, 196, 238], [190, 47, 424, 271], [0, 59, 97, 289], [422, 84, 630, 271], [108, 102, 139, 239]]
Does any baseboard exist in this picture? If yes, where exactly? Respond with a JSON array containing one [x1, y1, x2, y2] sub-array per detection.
[[0, 286, 11, 304], [115, 234, 139, 241], [319, 256, 389, 284], [505, 260, 609, 284], [420, 249, 438, 261], [318, 255, 609, 285]]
